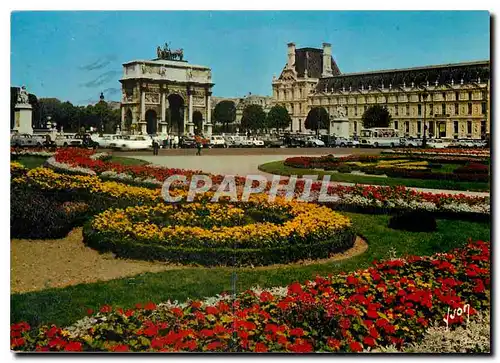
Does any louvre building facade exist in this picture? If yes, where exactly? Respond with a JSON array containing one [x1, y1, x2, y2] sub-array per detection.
[[272, 42, 490, 139]]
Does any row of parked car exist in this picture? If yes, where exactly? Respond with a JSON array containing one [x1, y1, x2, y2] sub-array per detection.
[[400, 138, 488, 149]]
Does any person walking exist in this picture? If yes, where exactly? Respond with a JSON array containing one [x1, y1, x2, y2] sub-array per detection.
[[152, 136, 159, 155]]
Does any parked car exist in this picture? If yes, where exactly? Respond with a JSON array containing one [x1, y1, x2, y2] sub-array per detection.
[[11, 133, 45, 147], [263, 136, 285, 148], [401, 138, 423, 148], [74, 133, 99, 149], [109, 135, 151, 151], [96, 135, 124, 148], [209, 135, 227, 148], [54, 135, 84, 147], [427, 139, 452, 149], [304, 136, 325, 147], [179, 136, 197, 148]]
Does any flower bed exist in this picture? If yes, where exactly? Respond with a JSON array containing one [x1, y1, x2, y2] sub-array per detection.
[[84, 194, 355, 266], [10, 147, 55, 158], [11, 164, 490, 217], [11, 240, 490, 352], [284, 155, 490, 183], [385, 148, 490, 158]]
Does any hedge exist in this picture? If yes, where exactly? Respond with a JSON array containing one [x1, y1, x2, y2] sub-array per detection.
[[82, 224, 357, 267]]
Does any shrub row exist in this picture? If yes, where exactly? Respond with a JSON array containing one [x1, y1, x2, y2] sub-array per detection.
[[82, 224, 357, 267]]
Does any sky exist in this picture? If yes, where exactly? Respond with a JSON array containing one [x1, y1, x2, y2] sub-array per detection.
[[11, 11, 490, 105]]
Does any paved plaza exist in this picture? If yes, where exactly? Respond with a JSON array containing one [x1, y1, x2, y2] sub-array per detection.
[[125, 149, 490, 197]]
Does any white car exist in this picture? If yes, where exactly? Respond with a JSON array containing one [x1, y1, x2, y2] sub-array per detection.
[[305, 136, 325, 147], [110, 135, 152, 151], [209, 135, 227, 148], [97, 135, 124, 148], [427, 139, 451, 149], [249, 137, 265, 147], [11, 133, 45, 147], [54, 135, 84, 147]]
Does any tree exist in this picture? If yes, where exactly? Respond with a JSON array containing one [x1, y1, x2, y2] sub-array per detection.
[[305, 107, 329, 135], [362, 104, 392, 129], [213, 100, 236, 132], [240, 104, 266, 132], [266, 105, 291, 132]]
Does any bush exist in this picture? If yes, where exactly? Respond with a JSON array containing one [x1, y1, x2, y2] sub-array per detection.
[[388, 211, 437, 232], [10, 187, 77, 239]]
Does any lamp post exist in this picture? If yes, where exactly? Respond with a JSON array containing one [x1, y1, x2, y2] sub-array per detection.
[[422, 91, 428, 148]]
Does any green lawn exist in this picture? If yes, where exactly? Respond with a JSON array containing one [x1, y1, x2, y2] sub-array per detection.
[[108, 156, 149, 166], [259, 161, 490, 192], [14, 156, 47, 169], [11, 212, 490, 328]]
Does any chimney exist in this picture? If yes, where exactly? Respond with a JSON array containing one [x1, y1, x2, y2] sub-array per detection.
[[287, 42, 296, 69], [322, 42, 333, 77]]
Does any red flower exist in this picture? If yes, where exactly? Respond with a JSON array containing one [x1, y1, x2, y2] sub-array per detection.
[[363, 337, 376, 347], [265, 323, 278, 334], [125, 309, 135, 317], [206, 306, 219, 315], [200, 329, 215, 338], [206, 341, 222, 351], [182, 340, 197, 351], [86, 309, 93, 315], [100, 305, 112, 313], [110, 344, 129, 352], [347, 275, 359, 285], [11, 338, 25, 348], [191, 301, 202, 309], [290, 328, 305, 337], [171, 307, 184, 317], [288, 282, 303, 295], [288, 339, 313, 353], [368, 326, 379, 339], [327, 338, 341, 350], [349, 341, 363, 352], [339, 318, 351, 329], [144, 301, 157, 311], [375, 318, 388, 328], [260, 291, 274, 302], [366, 310, 379, 319], [254, 342, 268, 352], [405, 308, 416, 317], [64, 342, 83, 352], [238, 330, 249, 340]]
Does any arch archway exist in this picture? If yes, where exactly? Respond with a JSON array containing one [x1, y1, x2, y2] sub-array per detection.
[[167, 94, 185, 136], [193, 111, 203, 135], [146, 109, 157, 135], [125, 109, 133, 130]]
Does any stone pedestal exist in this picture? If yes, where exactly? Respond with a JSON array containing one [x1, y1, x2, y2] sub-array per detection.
[[205, 123, 213, 136], [187, 123, 195, 135], [331, 117, 350, 138], [159, 122, 169, 134], [13, 104, 33, 135]]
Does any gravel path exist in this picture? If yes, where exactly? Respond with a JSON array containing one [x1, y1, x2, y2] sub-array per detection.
[[10, 228, 178, 294]]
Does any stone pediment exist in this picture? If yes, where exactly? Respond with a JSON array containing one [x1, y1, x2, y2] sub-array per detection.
[[279, 68, 297, 82]]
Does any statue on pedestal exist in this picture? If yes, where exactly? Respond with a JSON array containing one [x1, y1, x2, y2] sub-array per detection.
[[17, 86, 29, 104]]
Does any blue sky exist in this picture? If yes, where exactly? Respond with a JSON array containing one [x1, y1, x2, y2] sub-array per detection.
[[11, 11, 490, 105]]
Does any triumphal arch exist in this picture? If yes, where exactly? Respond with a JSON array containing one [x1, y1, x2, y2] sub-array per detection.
[[120, 43, 214, 136]]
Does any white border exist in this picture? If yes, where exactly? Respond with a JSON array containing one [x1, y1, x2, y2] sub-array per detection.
[[2, 3, 497, 363]]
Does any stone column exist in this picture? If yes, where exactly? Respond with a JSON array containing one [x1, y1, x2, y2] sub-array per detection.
[[206, 91, 212, 136], [183, 105, 188, 135], [161, 92, 166, 122], [188, 89, 193, 125], [121, 107, 125, 129], [141, 90, 146, 121]]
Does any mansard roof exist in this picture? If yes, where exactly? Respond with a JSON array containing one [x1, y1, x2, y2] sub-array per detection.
[[294, 47, 341, 79], [315, 60, 490, 93]]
